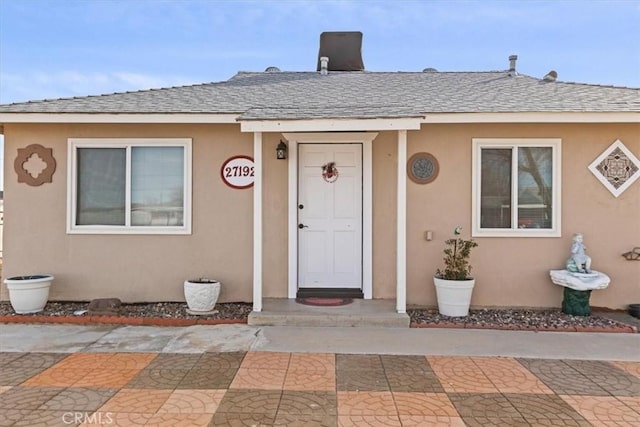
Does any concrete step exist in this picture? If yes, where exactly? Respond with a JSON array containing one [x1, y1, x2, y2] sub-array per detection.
[[248, 298, 410, 328]]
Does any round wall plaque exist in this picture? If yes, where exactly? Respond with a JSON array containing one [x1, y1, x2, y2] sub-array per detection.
[[221, 155, 254, 189], [407, 152, 439, 184]]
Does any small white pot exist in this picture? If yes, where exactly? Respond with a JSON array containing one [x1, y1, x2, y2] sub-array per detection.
[[433, 276, 475, 317], [4, 275, 54, 314], [184, 279, 221, 313]]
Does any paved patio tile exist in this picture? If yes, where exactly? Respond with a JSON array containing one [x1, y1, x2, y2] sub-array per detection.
[[380, 355, 432, 372], [612, 361, 640, 379], [11, 409, 79, 426], [97, 389, 172, 413], [385, 369, 444, 393], [1, 349, 636, 426], [470, 356, 554, 394], [209, 412, 275, 426], [0, 386, 64, 409], [53, 353, 115, 370], [215, 389, 281, 415], [230, 367, 287, 390], [284, 369, 336, 391], [22, 367, 93, 387], [73, 368, 142, 388], [278, 391, 337, 416], [144, 412, 214, 426], [176, 368, 237, 389], [98, 352, 157, 370], [239, 351, 291, 370], [79, 412, 152, 426], [5, 353, 69, 369], [37, 387, 117, 411], [144, 353, 200, 370], [125, 368, 190, 389], [563, 359, 640, 396], [289, 352, 335, 373], [0, 352, 27, 366], [156, 389, 226, 414], [505, 393, 590, 424], [560, 395, 640, 425], [517, 358, 611, 395], [336, 368, 389, 392], [275, 413, 337, 426], [337, 414, 402, 426], [336, 354, 383, 371], [0, 366, 48, 386], [337, 391, 397, 416], [427, 356, 499, 393], [392, 392, 458, 416], [193, 351, 245, 370]]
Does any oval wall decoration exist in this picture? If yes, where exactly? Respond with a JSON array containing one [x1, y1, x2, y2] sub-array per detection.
[[407, 152, 439, 184], [221, 155, 255, 189]]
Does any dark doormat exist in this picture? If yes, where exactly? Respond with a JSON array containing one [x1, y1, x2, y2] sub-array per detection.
[[295, 297, 353, 307]]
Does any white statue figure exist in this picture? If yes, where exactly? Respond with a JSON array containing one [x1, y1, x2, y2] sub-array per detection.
[[570, 233, 592, 274]]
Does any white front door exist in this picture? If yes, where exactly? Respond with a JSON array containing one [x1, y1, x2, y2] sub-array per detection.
[[298, 143, 362, 289]]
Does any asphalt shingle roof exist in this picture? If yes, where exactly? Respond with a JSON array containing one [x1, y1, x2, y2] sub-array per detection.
[[1, 70, 638, 119]]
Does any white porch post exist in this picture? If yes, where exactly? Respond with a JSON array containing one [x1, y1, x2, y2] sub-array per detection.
[[396, 130, 407, 313], [252, 132, 263, 312]]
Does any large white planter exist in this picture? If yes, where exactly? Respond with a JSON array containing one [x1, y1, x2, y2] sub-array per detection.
[[4, 275, 54, 314], [433, 277, 475, 317], [184, 279, 221, 314]]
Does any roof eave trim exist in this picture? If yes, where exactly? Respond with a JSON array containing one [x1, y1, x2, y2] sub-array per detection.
[[0, 113, 240, 124], [422, 112, 640, 123], [240, 118, 423, 132]]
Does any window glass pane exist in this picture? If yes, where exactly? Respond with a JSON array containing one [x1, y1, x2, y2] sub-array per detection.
[[131, 147, 184, 226], [480, 148, 512, 228], [77, 148, 126, 225], [518, 147, 552, 229]]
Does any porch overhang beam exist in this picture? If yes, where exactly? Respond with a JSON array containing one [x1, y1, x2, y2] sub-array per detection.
[[240, 118, 422, 133]]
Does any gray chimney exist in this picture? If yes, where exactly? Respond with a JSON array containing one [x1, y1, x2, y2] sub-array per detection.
[[508, 54, 518, 76], [317, 31, 364, 72]]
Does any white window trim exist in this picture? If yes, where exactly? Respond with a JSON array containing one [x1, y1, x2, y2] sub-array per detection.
[[472, 138, 562, 238], [67, 138, 192, 235]]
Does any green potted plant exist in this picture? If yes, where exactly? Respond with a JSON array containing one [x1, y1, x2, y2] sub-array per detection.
[[434, 227, 478, 317]]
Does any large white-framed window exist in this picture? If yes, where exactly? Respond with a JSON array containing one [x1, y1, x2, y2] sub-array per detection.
[[472, 138, 561, 237], [67, 138, 192, 234]]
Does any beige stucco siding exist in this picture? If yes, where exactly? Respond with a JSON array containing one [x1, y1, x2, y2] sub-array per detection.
[[2, 122, 638, 309], [2, 123, 255, 303], [406, 123, 639, 309]]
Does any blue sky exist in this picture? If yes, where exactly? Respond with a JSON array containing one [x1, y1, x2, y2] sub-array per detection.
[[1, 0, 639, 105], [0, 0, 639, 190]]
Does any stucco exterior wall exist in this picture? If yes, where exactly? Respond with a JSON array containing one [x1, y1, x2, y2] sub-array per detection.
[[406, 123, 639, 310], [2, 122, 638, 309], [1, 123, 255, 303]]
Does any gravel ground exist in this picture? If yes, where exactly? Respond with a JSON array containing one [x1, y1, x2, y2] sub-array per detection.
[[0, 301, 253, 320], [408, 307, 639, 330], [0, 301, 637, 331]]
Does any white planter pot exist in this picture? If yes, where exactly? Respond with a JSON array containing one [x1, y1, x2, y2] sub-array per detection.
[[433, 276, 475, 317], [184, 279, 221, 313], [4, 275, 54, 314]]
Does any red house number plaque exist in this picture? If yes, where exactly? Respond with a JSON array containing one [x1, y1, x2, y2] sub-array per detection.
[[221, 155, 255, 189]]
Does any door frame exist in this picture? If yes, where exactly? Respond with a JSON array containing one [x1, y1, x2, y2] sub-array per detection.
[[283, 132, 377, 299]]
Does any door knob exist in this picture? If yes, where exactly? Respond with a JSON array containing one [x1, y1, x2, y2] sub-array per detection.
[[298, 224, 308, 229], [298, 204, 304, 209]]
